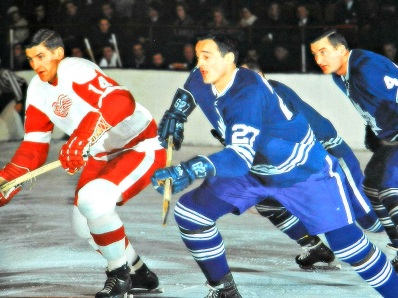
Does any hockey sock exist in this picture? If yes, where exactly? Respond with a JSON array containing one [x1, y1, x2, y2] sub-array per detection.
[[124, 238, 139, 269], [326, 223, 398, 297], [379, 186, 398, 229], [364, 185, 398, 247], [88, 211, 127, 271], [355, 212, 384, 233], [255, 198, 309, 241], [174, 201, 230, 283]]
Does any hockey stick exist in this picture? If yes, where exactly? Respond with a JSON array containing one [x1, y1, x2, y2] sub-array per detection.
[[84, 38, 96, 64], [162, 136, 173, 226], [0, 160, 61, 192]]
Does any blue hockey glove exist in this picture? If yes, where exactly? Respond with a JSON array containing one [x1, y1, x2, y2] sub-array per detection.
[[158, 88, 197, 150], [151, 155, 215, 194]]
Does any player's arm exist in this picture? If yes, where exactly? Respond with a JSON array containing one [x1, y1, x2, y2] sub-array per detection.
[[59, 71, 131, 174], [152, 87, 261, 194], [0, 104, 52, 206]]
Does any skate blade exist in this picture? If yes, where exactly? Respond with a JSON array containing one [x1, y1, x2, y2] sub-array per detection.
[[300, 262, 341, 271], [387, 243, 398, 252], [128, 287, 164, 295]]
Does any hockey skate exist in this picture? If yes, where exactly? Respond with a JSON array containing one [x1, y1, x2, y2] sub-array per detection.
[[386, 243, 398, 273], [96, 263, 132, 298], [295, 238, 340, 270], [128, 263, 163, 295], [205, 272, 242, 298]]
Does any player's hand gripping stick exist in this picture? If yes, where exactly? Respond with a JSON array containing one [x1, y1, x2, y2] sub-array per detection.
[[157, 88, 197, 151]]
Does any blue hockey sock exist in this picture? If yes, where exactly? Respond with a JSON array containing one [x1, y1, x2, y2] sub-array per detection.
[[174, 197, 234, 283], [326, 224, 398, 297]]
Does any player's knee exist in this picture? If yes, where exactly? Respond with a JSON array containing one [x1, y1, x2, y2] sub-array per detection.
[[72, 205, 91, 239], [77, 179, 121, 220], [333, 234, 373, 265], [255, 198, 286, 219], [174, 199, 215, 231]]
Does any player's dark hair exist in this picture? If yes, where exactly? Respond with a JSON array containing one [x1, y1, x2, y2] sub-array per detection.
[[25, 28, 64, 50], [311, 29, 349, 50], [197, 34, 239, 63]]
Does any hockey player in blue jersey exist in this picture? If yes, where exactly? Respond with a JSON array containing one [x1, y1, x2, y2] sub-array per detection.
[[311, 29, 398, 271], [237, 61, 386, 270], [151, 34, 398, 297]]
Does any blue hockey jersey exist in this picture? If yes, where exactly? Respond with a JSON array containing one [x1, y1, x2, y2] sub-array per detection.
[[184, 67, 327, 187], [332, 49, 398, 141], [268, 79, 339, 147]]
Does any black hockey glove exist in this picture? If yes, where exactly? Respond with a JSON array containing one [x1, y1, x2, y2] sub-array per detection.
[[151, 155, 215, 194], [364, 125, 381, 152], [158, 88, 197, 150]]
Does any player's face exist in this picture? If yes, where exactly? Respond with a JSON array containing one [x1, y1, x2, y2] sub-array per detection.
[[196, 39, 231, 91], [26, 43, 64, 84], [311, 37, 347, 76]]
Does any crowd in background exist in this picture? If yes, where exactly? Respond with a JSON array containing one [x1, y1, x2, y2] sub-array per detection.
[[0, 0, 397, 73]]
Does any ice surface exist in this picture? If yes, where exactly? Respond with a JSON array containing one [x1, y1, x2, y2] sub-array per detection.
[[0, 141, 383, 297]]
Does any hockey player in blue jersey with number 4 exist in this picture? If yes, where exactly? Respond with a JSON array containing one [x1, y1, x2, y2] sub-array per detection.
[[238, 62, 386, 270], [151, 34, 398, 297], [311, 28, 398, 272]]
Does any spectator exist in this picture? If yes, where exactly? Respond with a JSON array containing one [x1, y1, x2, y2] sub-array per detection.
[[98, 43, 121, 68], [172, 3, 195, 43], [261, 44, 301, 73], [139, 1, 170, 50], [98, 0, 126, 34], [150, 50, 168, 70], [238, 5, 261, 48], [87, 18, 121, 62], [7, 6, 30, 45], [238, 5, 258, 28], [0, 68, 27, 141], [376, 2, 398, 48], [241, 48, 260, 66], [207, 7, 231, 35], [29, 3, 51, 35], [69, 43, 89, 60], [11, 43, 30, 71], [333, 0, 367, 25], [258, 2, 290, 49], [381, 41, 398, 64], [0, 68, 27, 124], [168, 43, 197, 71], [58, 0, 87, 50], [294, 3, 322, 72], [124, 41, 150, 69]]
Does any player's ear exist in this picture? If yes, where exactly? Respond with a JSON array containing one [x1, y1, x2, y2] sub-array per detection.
[[338, 44, 347, 55], [55, 47, 65, 60], [224, 52, 235, 64]]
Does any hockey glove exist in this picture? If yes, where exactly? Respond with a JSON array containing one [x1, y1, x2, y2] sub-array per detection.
[[0, 163, 29, 207], [158, 88, 197, 150], [59, 111, 111, 174], [151, 155, 215, 194]]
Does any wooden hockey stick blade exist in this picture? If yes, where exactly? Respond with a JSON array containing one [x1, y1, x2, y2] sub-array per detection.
[[162, 136, 173, 226], [0, 160, 61, 192]]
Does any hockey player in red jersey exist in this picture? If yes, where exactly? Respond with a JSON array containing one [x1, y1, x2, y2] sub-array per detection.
[[0, 28, 166, 297]]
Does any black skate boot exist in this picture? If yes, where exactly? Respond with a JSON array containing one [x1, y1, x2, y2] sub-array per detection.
[[128, 257, 160, 294], [205, 272, 242, 298], [386, 243, 398, 273], [391, 255, 398, 273], [295, 236, 336, 270], [96, 263, 132, 298]]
